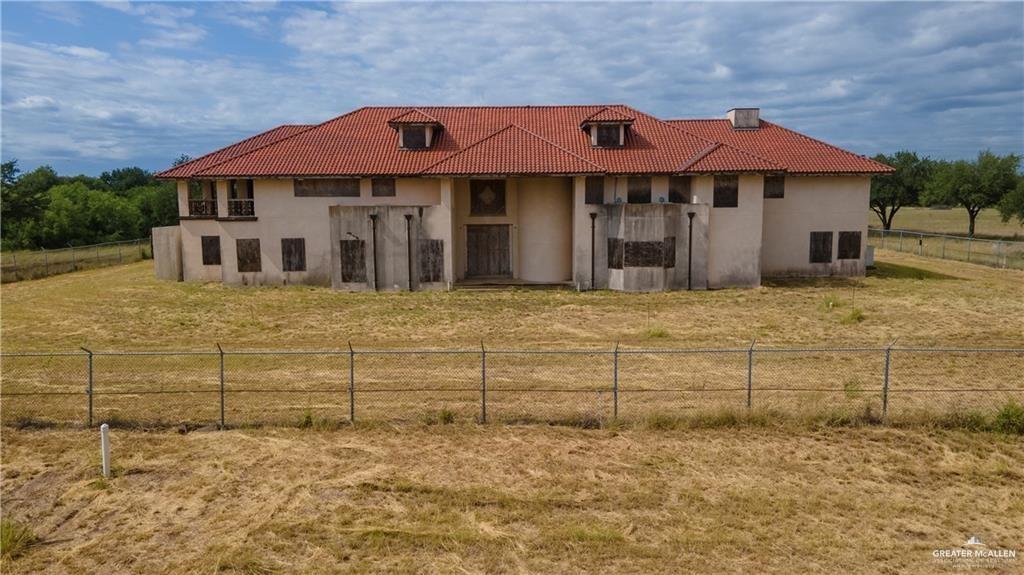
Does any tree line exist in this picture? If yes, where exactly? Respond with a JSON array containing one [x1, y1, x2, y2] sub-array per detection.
[[1, 150, 1021, 250], [870, 151, 1023, 237], [0, 158, 189, 250]]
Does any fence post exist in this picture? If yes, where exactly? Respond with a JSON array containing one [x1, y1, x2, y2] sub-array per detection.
[[217, 343, 225, 429], [898, 230, 903, 252], [881, 229, 887, 250], [918, 233, 923, 255], [967, 238, 972, 262], [71, 246, 76, 270], [480, 341, 487, 424], [118, 243, 123, 264], [43, 251, 48, 276], [82, 347, 94, 427], [746, 339, 756, 410], [612, 342, 619, 419], [348, 342, 355, 423], [882, 340, 896, 420], [941, 235, 947, 259]]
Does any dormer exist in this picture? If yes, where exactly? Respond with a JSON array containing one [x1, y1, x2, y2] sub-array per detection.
[[581, 107, 635, 148], [388, 109, 443, 150]]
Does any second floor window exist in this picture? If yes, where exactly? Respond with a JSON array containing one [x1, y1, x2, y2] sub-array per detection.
[[585, 176, 604, 205], [372, 178, 396, 197], [595, 125, 621, 147], [402, 126, 427, 149], [713, 175, 739, 208], [628, 177, 651, 204], [764, 176, 785, 199]]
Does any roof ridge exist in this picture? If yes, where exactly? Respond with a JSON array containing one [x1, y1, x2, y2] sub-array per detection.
[[760, 120, 892, 170], [661, 117, 783, 170], [191, 108, 368, 177], [418, 123, 605, 174], [157, 124, 303, 177], [387, 107, 441, 124], [677, 143, 721, 172]]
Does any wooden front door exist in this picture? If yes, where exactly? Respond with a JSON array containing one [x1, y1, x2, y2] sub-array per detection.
[[466, 224, 511, 278]]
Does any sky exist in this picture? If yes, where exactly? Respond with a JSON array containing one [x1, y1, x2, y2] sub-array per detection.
[[2, 1, 1023, 176]]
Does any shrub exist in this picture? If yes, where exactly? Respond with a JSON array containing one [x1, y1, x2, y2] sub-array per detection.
[[840, 308, 865, 325], [819, 293, 844, 312]]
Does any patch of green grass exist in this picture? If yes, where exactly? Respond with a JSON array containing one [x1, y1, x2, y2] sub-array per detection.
[[840, 308, 865, 325], [640, 324, 670, 339], [819, 293, 844, 312], [1, 518, 38, 560], [993, 401, 1024, 435]]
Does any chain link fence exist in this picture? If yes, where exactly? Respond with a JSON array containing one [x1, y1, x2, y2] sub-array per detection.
[[1, 346, 1021, 428], [1, 238, 152, 283], [868, 228, 1024, 269]]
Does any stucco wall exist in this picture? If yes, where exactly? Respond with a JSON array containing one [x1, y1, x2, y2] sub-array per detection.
[[706, 174, 764, 288], [152, 225, 182, 281], [517, 177, 573, 283], [761, 176, 870, 277], [177, 178, 443, 286]]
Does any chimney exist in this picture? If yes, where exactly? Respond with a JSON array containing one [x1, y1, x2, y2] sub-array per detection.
[[727, 108, 760, 130]]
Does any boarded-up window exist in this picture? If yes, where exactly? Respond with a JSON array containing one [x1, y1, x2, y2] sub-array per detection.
[[585, 176, 604, 205], [236, 238, 261, 272], [418, 239, 444, 283], [281, 238, 306, 272], [402, 126, 427, 149], [595, 125, 620, 147], [625, 241, 664, 267], [607, 237, 624, 270], [470, 180, 506, 216], [245, 179, 254, 197], [809, 231, 833, 264], [713, 175, 739, 207], [372, 178, 396, 197], [838, 231, 862, 260], [669, 176, 691, 204], [339, 240, 367, 282], [294, 179, 360, 197], [201, 236, 221, 266], [627, 177, 651, 204], [663, 236, 676, 268], [764, 175, 785, 199]]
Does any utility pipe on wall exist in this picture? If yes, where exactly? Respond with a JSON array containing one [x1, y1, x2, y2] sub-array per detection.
[[369, 214, 379, 291], [589, 212, 597, 290], [686, 211, 695, 291]]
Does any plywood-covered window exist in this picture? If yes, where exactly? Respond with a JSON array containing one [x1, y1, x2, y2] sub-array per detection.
[[418, 239, 444, 283], [402, 126, 427, 149], [585, 176, 604, 205], [281, 238, 306, 272], [470, 180, 506, 216], [713, 175, 739, 208], [669, 176, 691, 204], [372, 178, 396, 197], [838, 231, 862, 260], [595, 125, 621, 147], [294, 179, 360, 198], [627, 177, 651, 204], [809, 231, 833, 264], [236, 238, 262, 272], [339, 239, 367, 282], [607, 237, 624, 270], [764, 175, 785, 199], [201, 236, 221, 266]]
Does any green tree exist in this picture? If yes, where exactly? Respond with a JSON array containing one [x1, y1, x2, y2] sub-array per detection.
[[1, 165, 60, 248], [869, 151, 933, 230], [130, 183, 179, 232], [923, 151, 1020, 237], [100, 167, 154, 194], [1, 159, 20, 188], [997, 176, 1024, 226], [39, 183, 142, 247]]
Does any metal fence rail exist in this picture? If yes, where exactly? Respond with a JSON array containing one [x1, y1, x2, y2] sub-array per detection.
[[1, 346, 1021, 427], [0, 238, 152, 283], [868, 228, 1024, 269]]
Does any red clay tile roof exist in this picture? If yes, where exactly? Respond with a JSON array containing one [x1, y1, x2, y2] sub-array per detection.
[[157, 105, 891, 179], [157, 124, 314, 179], [387, 108, 441, 125], [581, 106, 635, 124], [668, 119, 892, 174]]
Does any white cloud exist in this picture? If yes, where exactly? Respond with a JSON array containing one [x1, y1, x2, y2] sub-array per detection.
[[34, 2, 84, 26]]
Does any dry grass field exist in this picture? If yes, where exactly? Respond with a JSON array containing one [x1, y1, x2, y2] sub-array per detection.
[[2, 425, 1023, 574], [2, 250, 1022, 351], [874, 206, 1024, 240]]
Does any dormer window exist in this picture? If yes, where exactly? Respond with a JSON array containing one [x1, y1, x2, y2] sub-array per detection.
[[580, 107, 634, 149], [595, 125, 623, 148], [388, 108, 443, 150], [401, 126, 427, 149]]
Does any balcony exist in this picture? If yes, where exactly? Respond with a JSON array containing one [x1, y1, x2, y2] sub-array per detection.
[[188, 199, 218, 218], [228, 198, 255, 217]]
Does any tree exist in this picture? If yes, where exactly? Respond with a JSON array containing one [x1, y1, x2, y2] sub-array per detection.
[[2, 159, 20, 188], [39, 183, 142, 247], [1, 165, 59, 248], [100, 167, 154, 194], [172, 154, 193, 166], [130, 184, 179, 232], [924, 151, 1020, 237], [869, 151, 933, 230], [996, 176, 1024, 226]]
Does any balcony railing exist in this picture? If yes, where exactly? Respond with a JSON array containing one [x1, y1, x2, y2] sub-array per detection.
[[188, 199, 217, 217], [228, 199, 255, 217]]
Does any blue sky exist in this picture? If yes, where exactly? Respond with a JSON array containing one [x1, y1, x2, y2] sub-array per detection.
[[2, 1, 1023, 175]]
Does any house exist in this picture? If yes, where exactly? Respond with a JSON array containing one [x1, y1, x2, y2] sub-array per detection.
[[153, 105, 891, 291]]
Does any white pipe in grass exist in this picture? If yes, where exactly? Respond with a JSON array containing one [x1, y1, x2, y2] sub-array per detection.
[[100, 423, 110, 478]]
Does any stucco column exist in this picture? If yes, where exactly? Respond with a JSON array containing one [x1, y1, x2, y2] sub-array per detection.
[[176, 180, 189, 217], [439, 177, 455, 286], [214, 180, 228, 217]]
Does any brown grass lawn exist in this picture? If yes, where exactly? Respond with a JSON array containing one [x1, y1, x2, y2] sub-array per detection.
[[873, 207, 1024, 240], [2, 425, 1022, 574], [2, 250, 1022, 351]]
